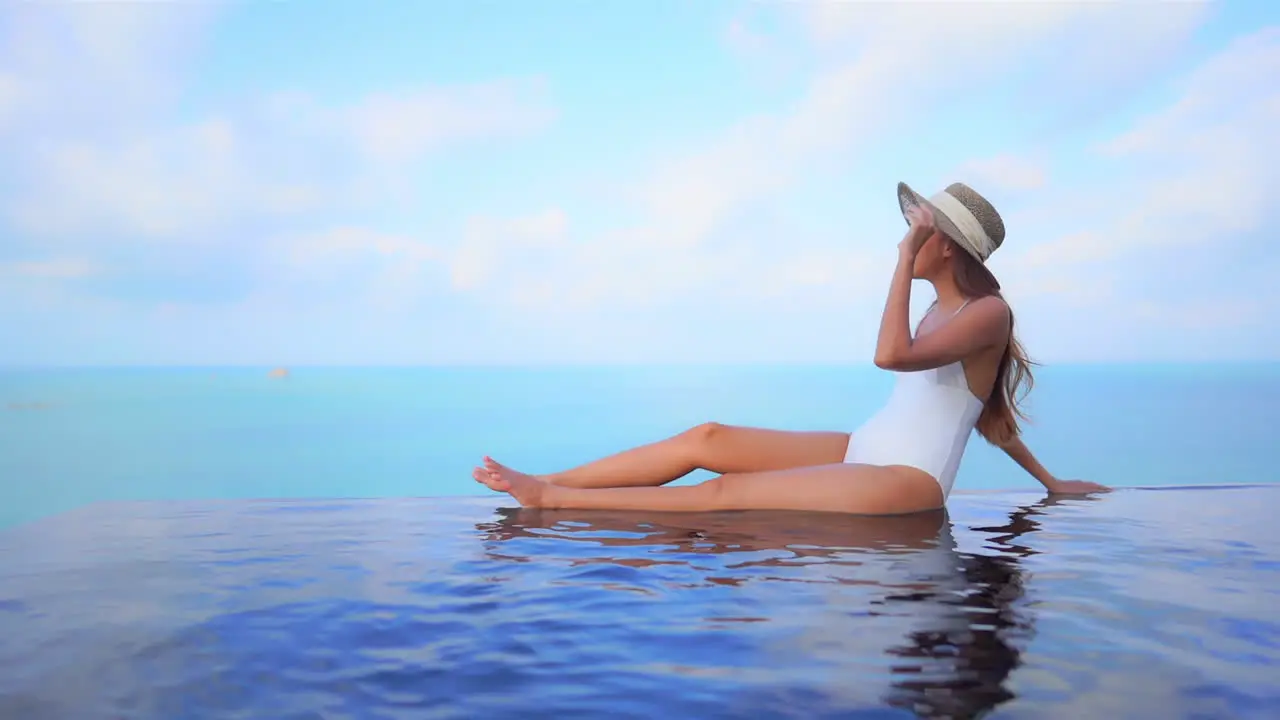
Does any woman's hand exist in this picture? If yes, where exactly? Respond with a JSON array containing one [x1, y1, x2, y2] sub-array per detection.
[[899, 203, 936, 257], [1047, 478, 1112, 495]]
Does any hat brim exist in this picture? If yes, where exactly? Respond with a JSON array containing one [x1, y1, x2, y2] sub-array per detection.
[[897, 182, 990, 266]]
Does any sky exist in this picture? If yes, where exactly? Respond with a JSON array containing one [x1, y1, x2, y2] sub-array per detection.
[[1, 0, 1278, 366]]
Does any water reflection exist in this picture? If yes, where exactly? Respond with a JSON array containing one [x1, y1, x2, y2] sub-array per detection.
[[477, 497, 1080, 719], [880, 500, 1061, 719]]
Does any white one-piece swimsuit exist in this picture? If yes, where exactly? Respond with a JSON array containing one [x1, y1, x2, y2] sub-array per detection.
[[843, 303, 985, 500]]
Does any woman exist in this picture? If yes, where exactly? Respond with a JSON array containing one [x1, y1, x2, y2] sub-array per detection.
[[473, 181, 1111, 514]]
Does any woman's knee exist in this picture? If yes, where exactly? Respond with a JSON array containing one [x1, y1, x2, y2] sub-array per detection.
[[684, 421, 726, 440], [680, 422, 728, 456]]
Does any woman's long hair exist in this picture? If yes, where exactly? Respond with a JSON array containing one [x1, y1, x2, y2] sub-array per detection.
[[949, 240, 1035, 445]]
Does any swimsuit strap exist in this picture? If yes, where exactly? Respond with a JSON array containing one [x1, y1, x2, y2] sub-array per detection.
[[952, 298, 972, 316]]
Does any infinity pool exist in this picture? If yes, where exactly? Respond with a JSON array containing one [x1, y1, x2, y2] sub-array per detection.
[[1, 486, 1277, 719]]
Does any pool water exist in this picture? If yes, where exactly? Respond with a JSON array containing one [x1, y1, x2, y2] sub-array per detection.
[[0, 485, 1277, 719]]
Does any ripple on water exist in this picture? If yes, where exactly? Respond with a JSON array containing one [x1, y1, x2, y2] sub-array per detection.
[[0, 489, 1278, 719]]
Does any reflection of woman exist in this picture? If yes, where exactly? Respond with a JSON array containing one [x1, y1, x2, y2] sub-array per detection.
[[474, 181, 1109, 514], [480, 505, 952, 572], [881, 499, 1060, 719], [477, 497, 1073, 717]]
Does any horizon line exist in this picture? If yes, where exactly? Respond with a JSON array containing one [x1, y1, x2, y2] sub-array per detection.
[[1, 360, 1278, 371]]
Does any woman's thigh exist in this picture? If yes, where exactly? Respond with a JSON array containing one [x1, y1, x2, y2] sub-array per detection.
[[697, 423, 851, 474], [713, 462, 944, 515]]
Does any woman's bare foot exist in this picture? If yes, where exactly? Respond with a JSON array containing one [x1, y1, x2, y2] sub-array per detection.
[[471, 465, 508, 492], [475, 456, 554, 507]]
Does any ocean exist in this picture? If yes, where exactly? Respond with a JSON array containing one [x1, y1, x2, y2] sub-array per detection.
[[1, 365, 1278, 718], [2, 364, 1278, 530]]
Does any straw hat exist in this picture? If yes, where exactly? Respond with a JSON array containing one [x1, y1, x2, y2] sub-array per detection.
[[897, 181, 1006, 264]]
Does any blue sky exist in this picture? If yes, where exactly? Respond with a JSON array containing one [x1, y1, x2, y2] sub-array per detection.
[[1, 1, 1277, 365]]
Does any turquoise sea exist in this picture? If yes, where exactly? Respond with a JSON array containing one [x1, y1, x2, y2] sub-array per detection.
[[1, 364, 1278, 530], [2, 365, 1279, 718]]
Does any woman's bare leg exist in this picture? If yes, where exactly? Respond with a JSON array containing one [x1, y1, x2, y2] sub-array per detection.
[[488, 423, 850, 490], [480, 459, 945, 515]]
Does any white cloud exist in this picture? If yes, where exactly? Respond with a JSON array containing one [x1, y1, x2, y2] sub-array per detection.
[[956, 154, 1049, 194], [795, 2, 1210, 92], [998, 27, 1280, 311], [282, 226, 437, 269], [3, 1, 1273, 364], [449, 209, 569, 294], [346, 79, 556, 167], [0, 71, 20, 128], [724, 17, 769, 59], [1098, 27, 1280, 242], [451, 2, 1215, 322], [7, 87, 554, 243], [466, 1, 1260, 364], [10, 118, 253, 239], [0, 2, 214, 130], [0, 258, 97, 279], [271, 227, 441, 311], [0, 4, 556, 249], [1132, 297, 1264, 331]]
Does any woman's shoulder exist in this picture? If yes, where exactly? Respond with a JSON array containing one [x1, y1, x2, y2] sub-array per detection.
[[969, 293, 1010, 309], [961, 294, 1011, 319], [959, 295, 1013, 338]]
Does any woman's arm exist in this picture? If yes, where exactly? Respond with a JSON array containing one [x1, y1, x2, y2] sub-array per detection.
[[873, 243, 921, 369], [996, 434, 1111, 495], [995, 434, 1057, 490]]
